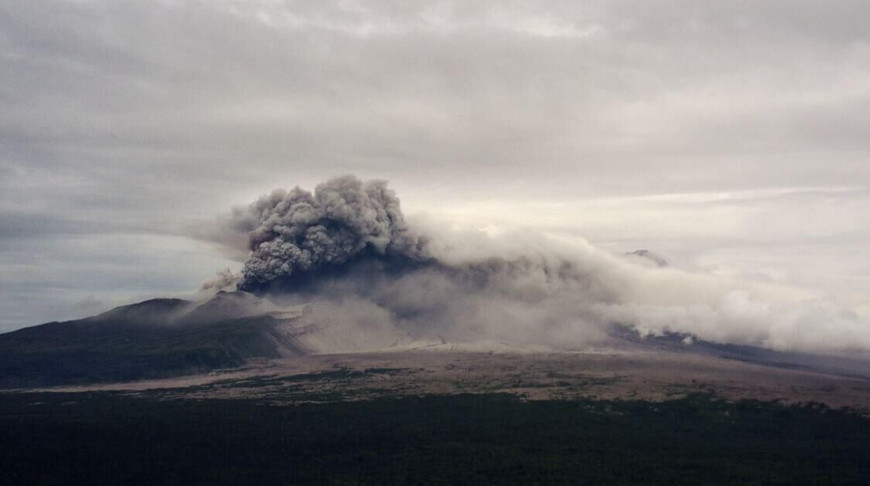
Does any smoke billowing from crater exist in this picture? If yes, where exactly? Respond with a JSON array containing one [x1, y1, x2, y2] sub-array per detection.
[[232, 175, 429, 292], [213, 175, 870, 355]]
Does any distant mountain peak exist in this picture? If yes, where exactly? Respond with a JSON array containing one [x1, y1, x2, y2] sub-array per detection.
[[626, 249, 668, 268]]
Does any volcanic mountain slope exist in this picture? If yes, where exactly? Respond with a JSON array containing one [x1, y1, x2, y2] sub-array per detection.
[[0, 292, 305, 388], [5, 290, 870, 392], [606, 324, 870, 380]]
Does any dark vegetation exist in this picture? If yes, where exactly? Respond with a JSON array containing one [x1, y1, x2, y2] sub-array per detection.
[[3, 392, 870, 485]]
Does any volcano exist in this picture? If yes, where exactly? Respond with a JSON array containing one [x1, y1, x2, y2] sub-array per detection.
[[4, 290, 870, 402], [0, 292, 306, 387]]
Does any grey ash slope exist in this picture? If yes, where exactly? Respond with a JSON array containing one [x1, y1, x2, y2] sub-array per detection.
[[5, 291, 870, 390], [0, 292, 303, 388], [608, 324, 870, 380]]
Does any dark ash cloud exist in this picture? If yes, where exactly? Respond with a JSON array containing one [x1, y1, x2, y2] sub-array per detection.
[[232, 175, 429, 291], [213, 176, 870, 355]]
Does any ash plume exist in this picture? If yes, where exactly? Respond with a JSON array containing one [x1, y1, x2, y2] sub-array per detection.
[[212, 175, 870, 355], [200, 268, 240, 292], [232, 175, 430, 292]]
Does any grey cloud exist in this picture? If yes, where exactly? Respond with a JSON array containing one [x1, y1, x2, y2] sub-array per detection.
[[232, 175, 429, 290], [5, 0, 869, 199], [214, 176, 870, 355], [2, 0, 870, 334]]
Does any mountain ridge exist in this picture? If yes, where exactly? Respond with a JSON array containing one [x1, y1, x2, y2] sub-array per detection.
[[0, 292, 303, 387], [4, 291, 870, 389]]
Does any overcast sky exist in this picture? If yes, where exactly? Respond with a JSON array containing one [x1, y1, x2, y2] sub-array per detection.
[[2, 0, 870, 331]]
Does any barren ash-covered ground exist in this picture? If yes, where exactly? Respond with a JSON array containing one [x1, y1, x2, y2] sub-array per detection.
[[28, 350, 870, 412]]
